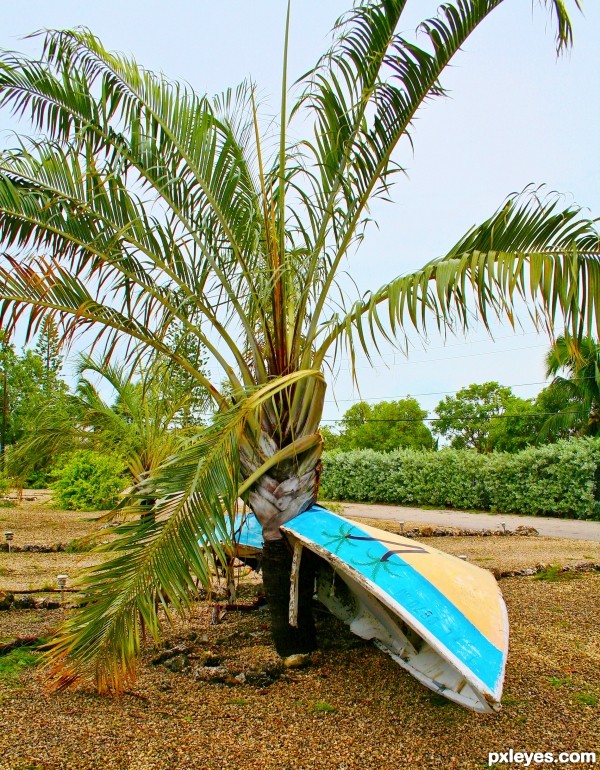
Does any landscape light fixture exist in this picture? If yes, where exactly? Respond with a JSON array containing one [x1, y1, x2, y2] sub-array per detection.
[[501, 521, 507, 534], [399, 521, 405, 533], [57, 574, 68, 604], [4, 530, 13, 554]]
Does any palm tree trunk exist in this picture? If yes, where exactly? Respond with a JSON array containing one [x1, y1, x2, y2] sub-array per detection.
[[241, 428, 323, 656], [261, 538, 317, 656]]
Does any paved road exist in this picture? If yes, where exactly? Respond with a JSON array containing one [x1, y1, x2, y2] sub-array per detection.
[[339, 502, 600, 542]]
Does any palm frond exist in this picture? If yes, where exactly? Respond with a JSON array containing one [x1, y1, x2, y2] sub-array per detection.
[[294, 0, 577, 353], [315, 191, 600, 365], [44, 370, 321, 692]]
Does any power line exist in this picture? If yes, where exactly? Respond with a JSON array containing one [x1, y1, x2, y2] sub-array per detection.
[[333, 330, 544, 363], [324, 375, 600, 404], [320, 411, 584, 425], [335, 343, 547, 373]]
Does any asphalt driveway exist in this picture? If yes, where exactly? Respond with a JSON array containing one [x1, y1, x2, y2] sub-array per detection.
[[339, 501, 600, 541]]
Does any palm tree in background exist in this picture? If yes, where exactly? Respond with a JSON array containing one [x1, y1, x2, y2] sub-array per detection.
[[7, 354, 203, 486], [542, 336, 600, 437], [0, 1, 598, 691]]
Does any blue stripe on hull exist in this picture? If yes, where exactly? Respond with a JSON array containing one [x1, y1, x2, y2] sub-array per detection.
[[287, 507, 504, 694], [233, 513, 263, 550]]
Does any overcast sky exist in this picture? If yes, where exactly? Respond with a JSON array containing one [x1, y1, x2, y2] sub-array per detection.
[[2, 1, 598, 423]]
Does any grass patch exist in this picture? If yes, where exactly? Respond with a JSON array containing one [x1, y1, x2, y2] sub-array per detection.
[[311, 701, 336, 714], [65, 537, 94, 553], [0, 648, 40, 680], [534, 565, 581, 582], [318, 501, 344, 515], [547, 676, 571, 687], [574, 692, 598, 707], [229, 697, 249, 706], [0, 500, 16, 508]]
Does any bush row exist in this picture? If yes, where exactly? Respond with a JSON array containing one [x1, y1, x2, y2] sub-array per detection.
[[319, 438, 600, 520]]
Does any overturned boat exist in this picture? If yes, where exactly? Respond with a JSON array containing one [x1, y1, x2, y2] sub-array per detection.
[[227, 505, 508, 713]]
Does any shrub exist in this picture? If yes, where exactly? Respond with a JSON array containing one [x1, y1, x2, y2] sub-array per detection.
[[319, 438, 600, 520], [52, 451, 127, 511]]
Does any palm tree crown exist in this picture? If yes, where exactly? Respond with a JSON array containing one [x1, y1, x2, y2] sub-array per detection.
[[0, 0, 598, 690]]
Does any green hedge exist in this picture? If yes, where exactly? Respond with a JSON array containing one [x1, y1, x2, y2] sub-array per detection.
[[319, 438, 600, 520]]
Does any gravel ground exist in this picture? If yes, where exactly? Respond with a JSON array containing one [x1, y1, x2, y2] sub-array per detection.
[[349, 517, 600, 573], [0, 495, 102, 546], [0, 574, 599, 770], [0, 506, 598, 769]]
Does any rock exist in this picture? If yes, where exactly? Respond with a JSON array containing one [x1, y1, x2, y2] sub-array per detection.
[[39, 598, 61, 610], [0, 591, 14, 610], [245, 662, 283, 687], [515, 525, 539, 536], [193, 665, 230, 683], [283, 653, 311, 669], [13, 595, 36, 609], [163, 654, 190, 673], [151, 643, 193, 665], [194, 650, 221, 667]]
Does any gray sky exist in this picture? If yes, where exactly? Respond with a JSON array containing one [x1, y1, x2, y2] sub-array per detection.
[[2, 1, 598, 423]]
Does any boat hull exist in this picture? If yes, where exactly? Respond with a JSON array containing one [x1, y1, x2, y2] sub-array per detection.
[[229, 505, 509, 713]]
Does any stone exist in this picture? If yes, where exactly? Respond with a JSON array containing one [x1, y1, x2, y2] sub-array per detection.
[[163, 654, 190, 673], [13, 595, 36, 609], [283, 653, 311, 669], [192, 665, 230, 683], [194, 650, 221, 667], [151, 643, 193, 665]]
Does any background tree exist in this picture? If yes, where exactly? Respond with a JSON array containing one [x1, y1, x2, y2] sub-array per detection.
[[319, 425, 342, 451], [540, 336, 600, 437], [433, 382, 513, 451], [34, 316, 64, 394], [0, 3, 597, 691], [0, 329, 72, 483], [338, 399, 434, 452], [485, 394, 542, 452], [8, 354, 204, 488]]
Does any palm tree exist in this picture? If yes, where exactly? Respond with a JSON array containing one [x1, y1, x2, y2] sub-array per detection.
[[7, 353, 201, 487], [0, 1, 598, 691], [541, 336, 600, 437]]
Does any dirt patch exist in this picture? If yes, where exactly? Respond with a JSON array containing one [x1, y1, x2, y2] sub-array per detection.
[[0, 552, 107, 593]]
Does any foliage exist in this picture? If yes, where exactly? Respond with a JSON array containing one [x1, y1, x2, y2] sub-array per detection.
[[433, 382, 513, 451], [319, 438, 600, 520], [34, 316, 64, 393], [7, 353, 206, 488], [337, 399, 434, 452], [485, 395, 543, 452], [541, 336, 600, 438], [319, 425, 343, 451], [0, 2, 597, 689], [0, 648, 40, 680], [51, 451, 127, 511], [0, 328, 72, 484]]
